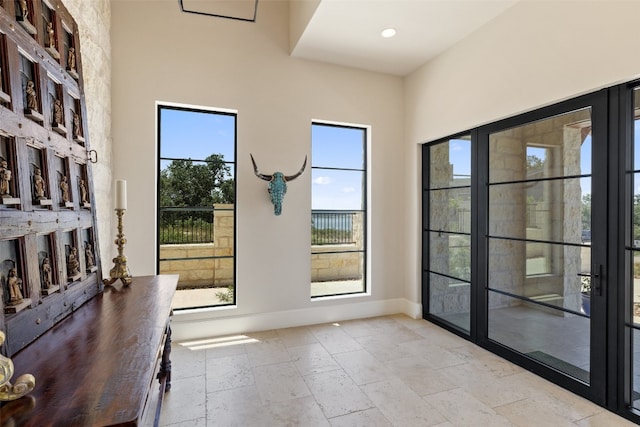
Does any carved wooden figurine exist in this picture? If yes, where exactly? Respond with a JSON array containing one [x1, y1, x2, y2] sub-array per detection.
[[19, 0, 28, 21], [73, 113, 81, 138], [85, 243, 94, 269], [33, 167, 45, 199], [0, 158, 11, 197], [46, 22, 55, 48], [67, 47, 76, 71], [53, 99, 63, 125], [42, 257, 52, 289], [79, 179, 88, 204], [67, 247, 80, 277], [60, 175, 70, 203], [7, 268, 23, 305], [26, 80, 37, 111]]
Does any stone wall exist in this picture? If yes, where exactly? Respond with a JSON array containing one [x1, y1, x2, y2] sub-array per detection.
[[161, 207, 365, 288], [427, 141, 472, 317], [488, 110, 588, 312], [159, 204, 234, 288], [311, 245, 363, 282], [61, 0, 112, 273]]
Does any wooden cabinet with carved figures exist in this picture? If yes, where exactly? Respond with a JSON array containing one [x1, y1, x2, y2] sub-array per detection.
[[0, 0, 100, 356]]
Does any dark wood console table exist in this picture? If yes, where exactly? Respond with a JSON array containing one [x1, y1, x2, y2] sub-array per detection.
[[0, 274, 178, 426]]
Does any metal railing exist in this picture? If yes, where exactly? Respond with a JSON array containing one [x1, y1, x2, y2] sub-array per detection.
[[159, 208, 358, 245], [312, 210, 357, 245], [159, 207, 214, 244]]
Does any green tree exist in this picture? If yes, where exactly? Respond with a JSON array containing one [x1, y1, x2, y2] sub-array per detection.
[[160, 154, 234, 207], [159, 154, 234, 244], [526, 154, 544, 172]]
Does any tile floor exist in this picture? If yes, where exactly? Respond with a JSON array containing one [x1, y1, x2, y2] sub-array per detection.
[[160, 314, 636, 426]]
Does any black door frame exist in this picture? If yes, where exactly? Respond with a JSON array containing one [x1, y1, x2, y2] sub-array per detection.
[[421, 84, 640, 421]]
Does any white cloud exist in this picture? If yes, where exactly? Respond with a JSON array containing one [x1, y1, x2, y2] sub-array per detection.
[[342, 187, 355, 193], [313, 176, 332, 185]]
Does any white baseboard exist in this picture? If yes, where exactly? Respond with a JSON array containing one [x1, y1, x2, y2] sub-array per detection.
[[171, 298, 423, 342]]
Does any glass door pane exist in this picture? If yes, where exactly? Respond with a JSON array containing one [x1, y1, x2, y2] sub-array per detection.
[[487, 108, 594, 382], [426, 136, 472, 332], [630, 88, 640, 409]]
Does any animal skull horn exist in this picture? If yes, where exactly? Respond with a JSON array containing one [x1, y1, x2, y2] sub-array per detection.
[[251, 154, 307, 216]]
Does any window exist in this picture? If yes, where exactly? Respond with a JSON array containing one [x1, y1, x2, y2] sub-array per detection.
[[157, 104, 236, 309], [311, 122, 367, 297]]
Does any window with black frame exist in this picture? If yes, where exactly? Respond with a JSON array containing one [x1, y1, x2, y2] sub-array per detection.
[[311, 122, 367, 297], [157, 104, 236, 309]]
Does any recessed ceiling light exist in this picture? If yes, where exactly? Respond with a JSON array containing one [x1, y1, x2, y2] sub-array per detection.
[[381, 28, 397, 38]]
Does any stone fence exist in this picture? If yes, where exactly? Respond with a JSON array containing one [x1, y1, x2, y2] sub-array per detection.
[[159, 206, 364, 289]]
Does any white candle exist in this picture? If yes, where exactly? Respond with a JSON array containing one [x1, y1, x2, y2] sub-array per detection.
[[115, 179, 127, 210]]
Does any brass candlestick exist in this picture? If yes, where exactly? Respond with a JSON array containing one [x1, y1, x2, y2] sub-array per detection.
[[0, 331, 35, 401], [103, 208, 133, 286]]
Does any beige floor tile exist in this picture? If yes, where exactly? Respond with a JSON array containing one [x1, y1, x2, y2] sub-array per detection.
[[437, 358, 497, 388], [333, 349, 394, 385], [310, 324, 364, 355], [168, 344, 206, 380], [160, 375, 207, 426], [388, 314, 432, 330], [355, 334, 417, 362], [423, 388, 512, 426], [160, 314, 639, 426], [252, 361, 311, 404], [464, 371, 535, 408], [337, 318, 382, 338], [400, 339, 468, 369], [328, 408, 392, 427], [206, 385, 274, 426], [304, 369, 375, 418], [245, 338, 292, 367], [385, 356, 457, 396], [267, 395, 330, 426], [276, 326, 319, 347], [494, 397, 581, 427], [361, 378, 447, 426], [161, 418, 207, 427], [204, 339, 248, 360], [574, 410, 639, 426], [288, 342, 342, 376], [205, 353, 254, 392], [412, 325, 469, 348]]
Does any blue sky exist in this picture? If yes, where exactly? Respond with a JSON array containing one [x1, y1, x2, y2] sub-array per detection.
[[159, 108, 366, 211], [311, 124, 365, 211], [160, 108, 235, 163]]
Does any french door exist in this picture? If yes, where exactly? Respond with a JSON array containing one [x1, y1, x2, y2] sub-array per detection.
[[423, 90, 609, 405]]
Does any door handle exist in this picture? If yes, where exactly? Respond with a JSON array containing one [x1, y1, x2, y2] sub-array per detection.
[[592, 264, 602, 297]]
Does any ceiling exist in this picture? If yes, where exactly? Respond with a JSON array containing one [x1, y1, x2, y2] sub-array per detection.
[[290, 0, 519, 76]]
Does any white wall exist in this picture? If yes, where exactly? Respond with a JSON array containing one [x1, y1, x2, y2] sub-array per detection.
[[110, 0, 410, 339], [404, 0, 640, 304]]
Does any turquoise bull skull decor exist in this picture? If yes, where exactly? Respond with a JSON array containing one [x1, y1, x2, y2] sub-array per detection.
[[250, 154, 307, 216]]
